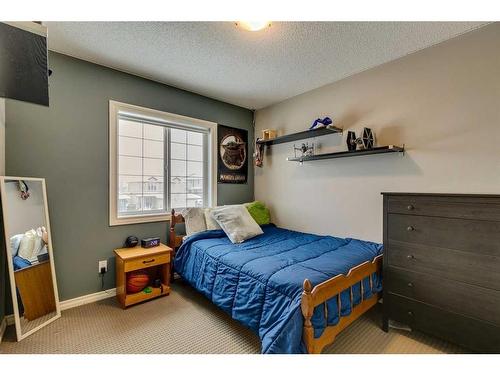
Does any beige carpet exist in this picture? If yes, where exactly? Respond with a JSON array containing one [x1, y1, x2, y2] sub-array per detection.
[[0, 281, 467, 354]]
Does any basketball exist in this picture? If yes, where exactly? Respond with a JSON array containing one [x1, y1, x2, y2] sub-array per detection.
[[127, 270, 149, 293]]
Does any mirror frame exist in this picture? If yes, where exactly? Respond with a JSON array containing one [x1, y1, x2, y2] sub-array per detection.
[[0, 176, 61, 341]]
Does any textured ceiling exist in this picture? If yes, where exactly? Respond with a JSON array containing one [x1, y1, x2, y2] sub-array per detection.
[[44, 22, 486, 109]]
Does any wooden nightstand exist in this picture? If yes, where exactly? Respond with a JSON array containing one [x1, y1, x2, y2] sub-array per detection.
[[114, 243, 173, 308]]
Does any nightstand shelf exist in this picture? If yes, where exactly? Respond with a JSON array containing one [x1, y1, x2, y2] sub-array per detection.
[[124, 283, 171, 306], [114, 243, 173, 308]]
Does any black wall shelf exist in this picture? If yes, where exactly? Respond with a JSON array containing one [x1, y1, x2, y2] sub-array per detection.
[[286, 145, 404, 163], [256, 126, 342, 146]]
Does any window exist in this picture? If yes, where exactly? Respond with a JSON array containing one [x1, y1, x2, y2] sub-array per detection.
[[109, 101, 217, 225]]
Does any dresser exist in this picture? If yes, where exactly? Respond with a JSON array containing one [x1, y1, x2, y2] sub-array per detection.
[[382, 193, 500, 353]]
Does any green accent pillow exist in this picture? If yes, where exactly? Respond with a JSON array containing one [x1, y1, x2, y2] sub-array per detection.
[[245, 201, 271, 225]]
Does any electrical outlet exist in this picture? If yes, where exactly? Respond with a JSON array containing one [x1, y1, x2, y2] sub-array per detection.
[[98, 260, 108, 274]]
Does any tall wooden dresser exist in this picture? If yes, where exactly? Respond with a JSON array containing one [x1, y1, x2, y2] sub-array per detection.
[[382, 193, 500, 353]]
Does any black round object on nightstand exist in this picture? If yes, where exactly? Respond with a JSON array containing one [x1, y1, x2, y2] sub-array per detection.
[[124, 236, 139, 248]]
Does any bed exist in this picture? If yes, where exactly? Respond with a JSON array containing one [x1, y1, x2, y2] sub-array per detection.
[[170, 210, 383, 354]]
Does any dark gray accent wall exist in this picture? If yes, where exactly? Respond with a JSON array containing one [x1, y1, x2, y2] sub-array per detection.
[[5, 52, 254, 301]]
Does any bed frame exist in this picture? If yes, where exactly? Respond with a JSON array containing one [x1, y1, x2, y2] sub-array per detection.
[[169, 209, 383, 354]]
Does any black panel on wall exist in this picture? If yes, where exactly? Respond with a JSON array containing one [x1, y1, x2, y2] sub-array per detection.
[[0, 23, 49, 106]]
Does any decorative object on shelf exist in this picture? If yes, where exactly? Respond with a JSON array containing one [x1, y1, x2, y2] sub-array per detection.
[[346, 131, 357, 151], [254, 138, 265, 168], [262, 129, 277, 140], [356, 127, 375, 149], [309, 117, 333, 130], [346, 127, 376, 150], [293, 142, 315, 159], [287, 145, 404, 163], [217, 124, 248, 184], [124, 236, 139, 248]]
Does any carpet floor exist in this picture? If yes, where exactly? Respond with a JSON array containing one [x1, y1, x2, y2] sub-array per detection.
[[0, 281, 467, 354]]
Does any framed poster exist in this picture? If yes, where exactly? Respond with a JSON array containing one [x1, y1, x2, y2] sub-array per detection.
[[217, 124, 248, 184]]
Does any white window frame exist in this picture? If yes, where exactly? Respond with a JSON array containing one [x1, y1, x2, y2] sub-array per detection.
[[109, 100, 217, 226]]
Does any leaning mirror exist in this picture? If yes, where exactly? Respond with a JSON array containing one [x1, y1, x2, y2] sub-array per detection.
[[0, 177, 61, 341]]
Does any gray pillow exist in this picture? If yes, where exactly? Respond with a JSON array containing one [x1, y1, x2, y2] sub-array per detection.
[[211, 205, 263, 244], [181, 208, 207, 237], [204, 207, 222, 230]]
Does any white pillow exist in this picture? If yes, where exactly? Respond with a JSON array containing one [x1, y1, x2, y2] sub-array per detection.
[[211, 205, 263, 244], [181, 208, 207, 237], [204, 207, 222, 230], [10, 234, 24, 257], [17, 229, 43, 262]]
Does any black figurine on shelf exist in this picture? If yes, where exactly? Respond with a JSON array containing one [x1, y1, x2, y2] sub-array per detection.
[[346, 127, 375, 151], [346, 131, 357, 151], [360, 127, 375, 149]]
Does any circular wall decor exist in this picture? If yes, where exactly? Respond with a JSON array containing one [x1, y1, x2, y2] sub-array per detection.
[[220, 134, 247, 170]]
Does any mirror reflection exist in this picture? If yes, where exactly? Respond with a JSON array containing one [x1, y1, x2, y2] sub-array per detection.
[[1, 177, 60, 340]]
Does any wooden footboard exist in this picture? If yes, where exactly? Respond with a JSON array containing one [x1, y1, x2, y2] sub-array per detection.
[[301, 254, 383, 354]]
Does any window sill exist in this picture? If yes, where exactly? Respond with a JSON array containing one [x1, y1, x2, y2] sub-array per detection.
[[110, 213, 172, 226]]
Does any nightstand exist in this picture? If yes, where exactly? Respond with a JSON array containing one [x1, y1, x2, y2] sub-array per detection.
[[114, 243, 173, 308]]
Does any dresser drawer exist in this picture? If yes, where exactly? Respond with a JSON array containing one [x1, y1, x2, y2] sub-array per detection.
[[385, 266, 500, 326], [124, 253, 170, 272], [386, 240, 500, 290], [387, 195, 500, 221], [385, 293, 500, 353], [387, 213, 500, 257]]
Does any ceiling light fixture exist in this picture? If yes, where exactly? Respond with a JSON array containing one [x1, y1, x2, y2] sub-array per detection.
[[235, 21, 271, 32]]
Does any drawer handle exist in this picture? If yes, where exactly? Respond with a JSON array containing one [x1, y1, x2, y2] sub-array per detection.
[[407, 205, 414, 211], [407, 282, 414, 288], [407, 311, 414, 317], [142, 259, 155, 264], [407, 226, 415, 232], [407, 254, 415, 260]]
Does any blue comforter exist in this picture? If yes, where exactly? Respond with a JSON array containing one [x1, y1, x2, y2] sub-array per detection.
[[174, 225, 383, 354]]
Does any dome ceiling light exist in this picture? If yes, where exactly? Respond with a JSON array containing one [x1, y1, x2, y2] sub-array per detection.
[[235, 21, 271, 32]]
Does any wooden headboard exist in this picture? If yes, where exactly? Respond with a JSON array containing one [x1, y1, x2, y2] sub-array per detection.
[[169, 209, 185, 251]]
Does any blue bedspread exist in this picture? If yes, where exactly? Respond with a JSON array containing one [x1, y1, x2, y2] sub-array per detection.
[[174, 225, 383, 354]]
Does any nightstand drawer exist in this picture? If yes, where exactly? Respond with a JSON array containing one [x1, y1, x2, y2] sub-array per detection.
[[385, 266, 500, 326], [387, 213, 500, 257], [124, 253, 170, 272]]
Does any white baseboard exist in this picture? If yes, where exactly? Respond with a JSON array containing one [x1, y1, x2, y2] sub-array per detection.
[[60, 288, 116, 311], [0, 317, 6, 342], [2, 288, 116, 328]]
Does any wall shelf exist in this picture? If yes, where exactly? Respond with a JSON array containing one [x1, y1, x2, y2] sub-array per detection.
[[256, 126, 343, 146], [286, 145, 404, 163]]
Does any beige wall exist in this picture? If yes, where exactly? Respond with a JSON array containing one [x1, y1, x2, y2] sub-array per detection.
[[255, 23, 500, 243]]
